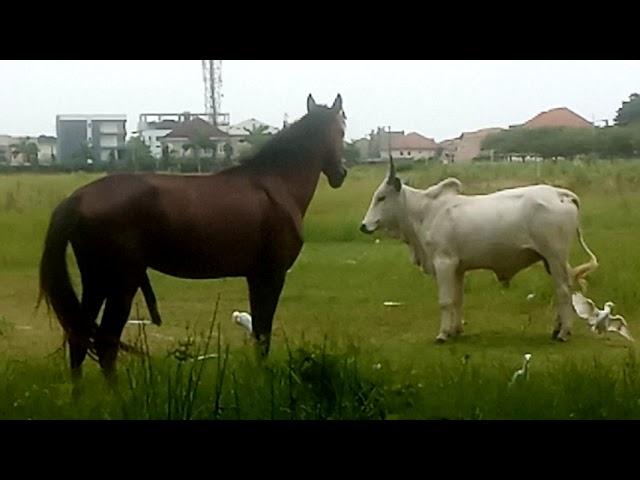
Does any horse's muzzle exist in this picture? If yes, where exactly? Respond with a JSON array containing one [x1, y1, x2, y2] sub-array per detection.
[[327, 167, 347, 189]]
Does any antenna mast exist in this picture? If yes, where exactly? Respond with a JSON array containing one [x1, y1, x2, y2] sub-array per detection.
[[201, 60, 226, 126]]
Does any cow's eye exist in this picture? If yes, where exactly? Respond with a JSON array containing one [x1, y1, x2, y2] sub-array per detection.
[[377, 196, 386, 203]]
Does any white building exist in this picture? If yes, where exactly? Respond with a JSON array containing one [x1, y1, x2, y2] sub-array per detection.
[[220, 118, 279, 136], [380, 132, 439, 161]]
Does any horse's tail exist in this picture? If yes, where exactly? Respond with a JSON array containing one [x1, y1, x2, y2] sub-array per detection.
[[562, 190, 599, 290], [38, 196, 88, 347]]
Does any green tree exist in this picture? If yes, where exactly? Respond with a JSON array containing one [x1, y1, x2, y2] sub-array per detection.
[[10, 139, 39, 166], [160, 144, 172, 171], [125, 136, 155, 171], [185, 132, 217, 172], [223, 142, 234, 167], [343, 141, 360, 166], [243, 124, 272, 154], [614, 93, 640, 126], [594, 127, 634, 158]]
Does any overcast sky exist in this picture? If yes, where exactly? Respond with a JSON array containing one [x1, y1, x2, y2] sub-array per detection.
[[2, 60, 639, 142]]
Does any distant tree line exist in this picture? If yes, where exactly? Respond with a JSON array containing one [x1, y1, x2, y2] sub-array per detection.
[[482, 93, 640, 161]]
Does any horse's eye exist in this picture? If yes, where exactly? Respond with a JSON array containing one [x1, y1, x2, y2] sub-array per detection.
[[377, 196, 386, 203]]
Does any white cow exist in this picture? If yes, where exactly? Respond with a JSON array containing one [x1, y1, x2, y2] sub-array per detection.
[[360, 158, 599, 343]]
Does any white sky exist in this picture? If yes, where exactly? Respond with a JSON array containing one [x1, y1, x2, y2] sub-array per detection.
[[1, 60, 639, 142]]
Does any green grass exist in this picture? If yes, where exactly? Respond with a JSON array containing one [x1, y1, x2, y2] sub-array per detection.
[[2, 162, 640, 419]]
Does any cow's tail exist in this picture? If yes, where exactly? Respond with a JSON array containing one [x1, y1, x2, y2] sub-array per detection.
[[571, 226, 599, 289], [562, 190, 599, 291]]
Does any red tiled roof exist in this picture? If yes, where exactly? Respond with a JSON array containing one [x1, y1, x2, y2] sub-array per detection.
[[162, 117, 227, 139], [389, 132, 438, 150], [522, 107, 592, 129]]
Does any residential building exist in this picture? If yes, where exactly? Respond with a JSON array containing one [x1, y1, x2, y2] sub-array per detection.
[[137, 112, 216, 159], [0, 135, 13, 164], [353, 137, 371, 161], [0, 134, 57, 165], [221, 118, 279, 136], [511, 107, 593, 129], [35, 135, 57, 164], [380, 132, 439, 161], [366, 128, 406, 162], [442, 127, 504, 164], [56, 114, 127, 164], [159, 117, 229, 157]]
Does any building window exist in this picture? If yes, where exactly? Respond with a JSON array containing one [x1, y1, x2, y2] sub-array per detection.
[[400, 151, 404, 156]]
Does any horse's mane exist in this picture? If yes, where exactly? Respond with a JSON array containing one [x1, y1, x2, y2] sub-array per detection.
[[242, 107, 337, 170]]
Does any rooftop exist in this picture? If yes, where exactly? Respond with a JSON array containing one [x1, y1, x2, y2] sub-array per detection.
[[520, 107, 593, 129]]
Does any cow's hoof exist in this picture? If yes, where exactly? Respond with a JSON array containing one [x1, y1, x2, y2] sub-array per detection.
[[554, 334, 570, 343], [551, 329, 560, 340], [435, 335, 448, 344]]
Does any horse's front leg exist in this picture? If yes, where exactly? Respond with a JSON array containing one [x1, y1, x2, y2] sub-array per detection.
[[247, 271, 287, 358]]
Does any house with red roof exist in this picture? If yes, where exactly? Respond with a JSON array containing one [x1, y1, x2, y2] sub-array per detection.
[[159, 116, 229, 158], [379, 132, 439, 161], [511, 107, 593, 129]]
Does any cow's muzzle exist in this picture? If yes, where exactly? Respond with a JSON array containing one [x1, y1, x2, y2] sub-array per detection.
[[360, 223, 375, 234]]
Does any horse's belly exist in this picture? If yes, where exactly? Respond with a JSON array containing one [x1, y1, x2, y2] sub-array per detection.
[[145, 237, 258, 279]]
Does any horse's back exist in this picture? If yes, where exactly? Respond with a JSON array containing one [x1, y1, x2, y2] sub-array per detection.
[[64, 170, 305, 277]]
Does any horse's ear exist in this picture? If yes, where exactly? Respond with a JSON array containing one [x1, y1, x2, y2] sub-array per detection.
[[331, 94, 343, 112], [307, 94, 318, 113]]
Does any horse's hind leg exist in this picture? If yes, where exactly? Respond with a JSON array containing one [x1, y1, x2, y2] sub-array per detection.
[[95, 275, 139, 388], [247, 271, 286, 358], [70, 243, 106, 397], [140, 271, 162, 326]]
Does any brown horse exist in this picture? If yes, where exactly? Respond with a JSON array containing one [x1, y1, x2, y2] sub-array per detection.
[[38, 93, 347, 386]]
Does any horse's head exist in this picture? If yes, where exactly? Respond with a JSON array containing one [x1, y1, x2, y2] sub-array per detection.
[[307, 93, 347, 188]]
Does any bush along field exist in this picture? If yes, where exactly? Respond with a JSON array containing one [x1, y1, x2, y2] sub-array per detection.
[[1, 161, 640, 419]]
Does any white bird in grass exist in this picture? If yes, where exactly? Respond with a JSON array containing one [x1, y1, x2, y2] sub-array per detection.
[[571, 292, 634, 342], [509, 353, 532, 386], [232, 311, 253, 333]]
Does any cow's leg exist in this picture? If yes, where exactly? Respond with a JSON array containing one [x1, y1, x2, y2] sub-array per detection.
[[434, 257, 459, 343], [452, 271, 465, 336], [548, 259, 573, 342]]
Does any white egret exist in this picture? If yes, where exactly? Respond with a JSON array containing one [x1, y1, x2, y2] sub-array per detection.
[[509, 353, 532, 386], [232, 310, 253, 333], [571, 292, 634, 342]]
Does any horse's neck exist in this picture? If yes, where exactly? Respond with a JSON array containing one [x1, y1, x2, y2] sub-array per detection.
[[262, 164, 322, 217]]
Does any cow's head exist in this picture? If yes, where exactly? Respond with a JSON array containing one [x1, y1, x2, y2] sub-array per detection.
[[360, 158, 463, 235], [360, 156, 404, 234]]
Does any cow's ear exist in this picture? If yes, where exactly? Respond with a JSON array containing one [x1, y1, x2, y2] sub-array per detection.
[[392, 176, 402, 192], [425, 177, 462, 199]]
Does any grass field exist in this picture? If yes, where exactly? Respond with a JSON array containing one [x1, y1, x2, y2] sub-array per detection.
[[2, 161, 640, 419]]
